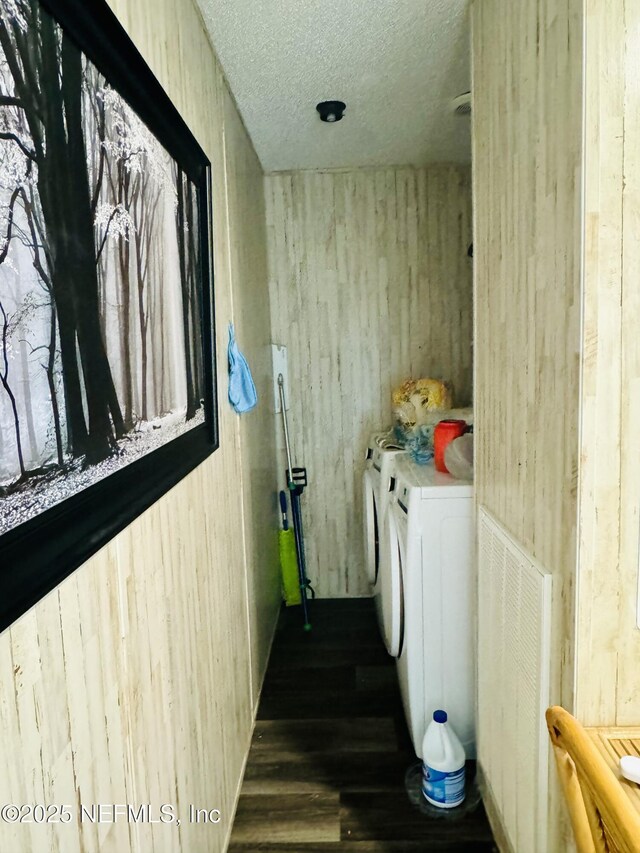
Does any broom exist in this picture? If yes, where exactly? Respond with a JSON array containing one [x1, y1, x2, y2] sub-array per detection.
[[277, 374, 313, 630], [279, 490, 301, 606]]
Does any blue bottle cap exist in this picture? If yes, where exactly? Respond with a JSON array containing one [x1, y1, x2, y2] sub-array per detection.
[[433, 710, 447, 723]]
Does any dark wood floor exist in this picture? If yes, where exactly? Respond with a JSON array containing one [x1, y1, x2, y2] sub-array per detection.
[[229, 598, 497, 852]]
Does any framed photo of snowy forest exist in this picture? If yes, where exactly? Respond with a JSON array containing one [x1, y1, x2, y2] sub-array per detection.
[[0, 0, 218, 630]]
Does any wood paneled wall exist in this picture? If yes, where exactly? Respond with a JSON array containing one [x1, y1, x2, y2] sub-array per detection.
[[222, 90, 280, 698], [471, 0, 583, 848], [0, 2, 280, 852], [575, 0, 640, 725], [265, 166, 473, 597], [472, 0, 582, 597]]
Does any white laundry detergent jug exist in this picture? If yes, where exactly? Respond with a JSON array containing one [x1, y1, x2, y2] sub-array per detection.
[[421, 710, 466, 808]]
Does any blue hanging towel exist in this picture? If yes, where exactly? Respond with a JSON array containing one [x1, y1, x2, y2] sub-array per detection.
[[227, 323, 257, 414]]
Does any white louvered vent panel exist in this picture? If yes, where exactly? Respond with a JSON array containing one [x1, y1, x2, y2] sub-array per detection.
[[476, 521, 494, 786], [481, 529, 506, 798], [502, 550, 521, 839], [477, 508, 553, 853]]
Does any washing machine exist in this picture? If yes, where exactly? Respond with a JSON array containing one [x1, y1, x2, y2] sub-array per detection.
[[387, 455, 475, 758], [363, 431, 405, 656]]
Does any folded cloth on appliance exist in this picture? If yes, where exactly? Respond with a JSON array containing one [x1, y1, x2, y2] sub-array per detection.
[[227, 323, 257, 414], [374, 429, 404, 450]]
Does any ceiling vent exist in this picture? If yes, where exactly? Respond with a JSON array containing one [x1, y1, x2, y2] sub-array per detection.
[[452, 92, 471, 116]]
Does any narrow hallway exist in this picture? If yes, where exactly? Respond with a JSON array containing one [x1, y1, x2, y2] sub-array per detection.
[[229, 599, 496, 851]]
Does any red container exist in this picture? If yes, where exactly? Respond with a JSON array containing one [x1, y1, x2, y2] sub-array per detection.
[[434, 420, 467, 473]]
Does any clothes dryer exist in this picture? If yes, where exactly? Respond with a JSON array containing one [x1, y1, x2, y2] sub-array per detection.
[[363, 432, 405, 656], [387, 455, 475, 758]]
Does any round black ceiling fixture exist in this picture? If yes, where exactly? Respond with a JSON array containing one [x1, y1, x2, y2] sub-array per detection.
[[316, 101, 346, 123]]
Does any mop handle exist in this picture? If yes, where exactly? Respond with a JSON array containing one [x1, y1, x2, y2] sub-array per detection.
[[277, 374, 294, 482]]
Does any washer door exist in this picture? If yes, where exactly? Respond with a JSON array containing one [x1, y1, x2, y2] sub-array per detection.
[[384, 503, 405, 658], [363, 469, 379, 585]]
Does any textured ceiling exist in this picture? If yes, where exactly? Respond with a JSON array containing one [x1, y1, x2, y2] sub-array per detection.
[[196, 0, 471, 172]]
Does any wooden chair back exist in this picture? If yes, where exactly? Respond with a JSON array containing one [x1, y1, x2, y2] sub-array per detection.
[[546, 706, 640, 852]]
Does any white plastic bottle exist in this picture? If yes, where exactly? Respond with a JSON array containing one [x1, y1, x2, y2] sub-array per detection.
[[421, 710, 466, 808]]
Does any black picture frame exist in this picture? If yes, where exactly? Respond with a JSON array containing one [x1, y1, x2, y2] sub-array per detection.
[[0, 0, 218, 632]]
